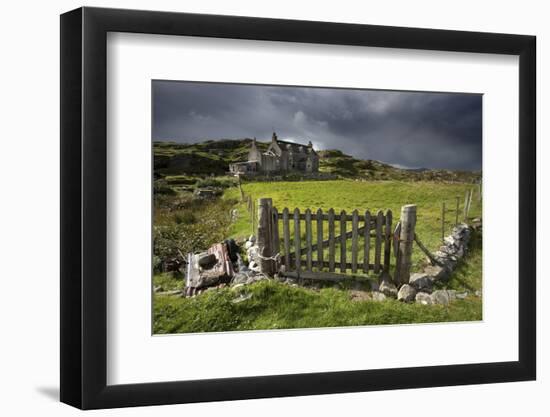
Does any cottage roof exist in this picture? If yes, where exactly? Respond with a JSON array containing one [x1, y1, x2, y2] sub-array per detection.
[[274, 139, 317, 154]]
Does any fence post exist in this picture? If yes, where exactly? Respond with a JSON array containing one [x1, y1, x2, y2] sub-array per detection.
[[455, 196, 460, 226], [257, 198, 275, 276], [394, 204, 417, 287], [237, 175, 244, 201], [441, 202, 446, 243], [463, 189, 470, 221], [478, 182, 482, 202]]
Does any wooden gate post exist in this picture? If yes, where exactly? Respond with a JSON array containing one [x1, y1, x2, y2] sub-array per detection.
[[257, 198, 275, 276], [394, 204, 417, 286]]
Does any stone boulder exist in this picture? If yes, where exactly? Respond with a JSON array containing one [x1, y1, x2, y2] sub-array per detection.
[[231, 273, 249, 285], [409, 273, 433, 292], [371, 291, 387, 302], [431, 289, 451, 305], [349, 290, 371, 302], [379, 280, 398, 298], [397, 284, 417, 302], [415, 292, 433, 305], [423, 265, 449, 282]]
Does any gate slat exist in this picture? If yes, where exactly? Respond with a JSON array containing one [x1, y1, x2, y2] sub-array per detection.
[[282, 208, 290, 272], [272, 207, 280, 264], [383, 209, 392, 272], [363, 210, 371, 274], [316, 208, 323, 271], [351, 210, 359, 273], [294, 208, 301, 274], [374, 210, 384, 273], [340, 210, 347, 273], [305, 208, 312, 271], [328, 208, 335, 272]]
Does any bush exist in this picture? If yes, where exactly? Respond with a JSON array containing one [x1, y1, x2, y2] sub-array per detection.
[[195, 177, 236, 189], [154, 180, 176, 195]]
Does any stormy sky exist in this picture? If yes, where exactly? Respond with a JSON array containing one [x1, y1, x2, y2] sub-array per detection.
[[152, 81, 482, 171]]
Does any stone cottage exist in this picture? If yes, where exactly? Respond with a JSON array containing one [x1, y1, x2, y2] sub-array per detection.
[[229, 132, 319, 175]]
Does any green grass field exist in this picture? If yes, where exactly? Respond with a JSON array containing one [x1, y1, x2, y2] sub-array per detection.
[[225, 180, 481, 270], [153, 179, 482, 334]]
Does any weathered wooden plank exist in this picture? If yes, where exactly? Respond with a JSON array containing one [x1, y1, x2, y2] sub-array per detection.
[[282, 208, 291, 272], [463, 189, 471, 221], [297, 259, 376, 270], [257, 198, 275, 275], [308, 225, 376, 252], [272, 207, 280, 263], [455, 196, 460, 226], [478, 182, 482, 202], [363, 210, 371, 274], [395, 205, 417, 286], [316, 208, 323, 271], [305, 208, 312, 271], [288, 228, 381, 259], [284, 213, 377, 223], [351, 209, 359, 273], [294, 208, 301, 274], [328, 208, 335, 272], [441, 202, 446, 242], [340, 210, 347, 273], [374, 210, 383, 273], [383, 209, 392, 272]]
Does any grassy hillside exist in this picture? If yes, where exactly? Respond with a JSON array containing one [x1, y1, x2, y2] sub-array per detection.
[[152, 140, 483, 334], [153, 179, 482, 333], [154, 140, 481, 182]]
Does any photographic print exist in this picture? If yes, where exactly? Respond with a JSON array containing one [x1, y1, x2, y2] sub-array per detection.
[[152, 81, 482, 334]]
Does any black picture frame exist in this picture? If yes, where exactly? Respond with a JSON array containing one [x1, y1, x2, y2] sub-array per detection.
[[60, 6, 536, 410]]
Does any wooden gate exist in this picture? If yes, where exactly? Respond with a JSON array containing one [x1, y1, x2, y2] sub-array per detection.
[[256, 197, 397, 281]]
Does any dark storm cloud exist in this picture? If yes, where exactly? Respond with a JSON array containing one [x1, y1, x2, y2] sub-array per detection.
[[152, 81, 482, 171]]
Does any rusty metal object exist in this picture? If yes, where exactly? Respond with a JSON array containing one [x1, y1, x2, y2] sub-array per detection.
[[184, 241, 237, 296]]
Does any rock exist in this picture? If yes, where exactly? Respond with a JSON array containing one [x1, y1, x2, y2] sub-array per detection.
[[431, 289, 451, 305], [455, 291, 468, 300], [231, 273, 249, 285], [369, 280, 380, 292], [244, 240, 254, 250], [415, 292, 433, 305], [379, 280, 398, 298], [447, 290, 457, 301], [349, 290, 372, 302], [444, 236, 457, 246], [371, 291, 387, 302], [236, 255, 249, 273], [247, 245, 258, 260], [246, 273, 267, 284], [397, 284, 417, 302], [423, 265, 449, 281], [409, 273, 433, 292]]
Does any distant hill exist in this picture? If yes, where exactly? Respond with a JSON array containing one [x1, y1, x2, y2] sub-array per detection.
[[153, 139, 481, 182]]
